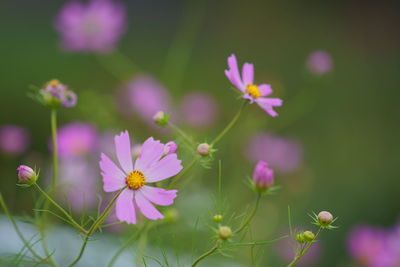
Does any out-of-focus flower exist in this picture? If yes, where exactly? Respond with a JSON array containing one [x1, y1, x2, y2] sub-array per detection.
[[245, 133, 303, 174], [224, 54, 282, 117], [164, 141, 178, 155], [179, 92, 218, 128], [127, 75, 171, 124], [40, 79, 77, 108], [17, 165, 38, 185], [55, 122, 97, 158], [252, 161, 274, 191], [54, 0, 126, 53], [100, 131, 182, 224], [347, 225, 400, 267], [0, 125, 30, 156], [57, 158, 98, 212], [306, 50, 333, 75]]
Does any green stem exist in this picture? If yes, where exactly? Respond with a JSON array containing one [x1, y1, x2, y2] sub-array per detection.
[[234, 194, 261, 234], [51, 108, 58, 192], [107, 222, 151, 267], [287, 228, 322, 267], [211, 101, 247, 146], [0, 193, 46, 262], [191, 240, 221, 267], [168, 156, 200, 188], [95, 50, 139, 82], [168, 122, 196, 147], [68, 187, 127, 267], [34, 184, 87, 234]]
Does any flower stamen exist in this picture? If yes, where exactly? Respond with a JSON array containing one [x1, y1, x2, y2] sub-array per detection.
[[246, 84, 262, 98], [126, 169, 146, 190]]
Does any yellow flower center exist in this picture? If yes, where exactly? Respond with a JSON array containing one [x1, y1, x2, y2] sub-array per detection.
[[126, 169, 146, 190], [47, 79, 60, 87], [246, 84, 262, 98]]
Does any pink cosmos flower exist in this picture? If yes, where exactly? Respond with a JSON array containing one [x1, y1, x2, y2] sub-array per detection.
[[306, 50, 333, 75], [126, 75, 172, 124], [55, 0, 126, 53], [224, 54, 283, 117], [54, 122, 97, 158], [100, 131, 182, 224], [179, 92, 218, 128], [0, 125, 30, 156]]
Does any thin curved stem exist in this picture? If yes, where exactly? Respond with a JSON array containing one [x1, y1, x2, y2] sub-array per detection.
[[234, 194, 261, 234], [168, 122, 196, 147], [50, 109, 58, 192], [211, 101, 247, 146], [191, 240, 221, 267], [107, 222, 151, 267], [0, 193, 45, 262], [34, 184, 87, 234], [168, 156, 200, 188], [68, 187, 127, 267], [287, 228, 322, 267]]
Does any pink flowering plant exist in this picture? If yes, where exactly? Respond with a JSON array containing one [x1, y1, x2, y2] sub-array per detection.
[[0, 2, 341, 266]]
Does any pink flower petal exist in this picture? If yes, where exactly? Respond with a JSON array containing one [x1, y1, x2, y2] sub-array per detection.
[[114, 131, 133, 174], [258, 84, 273, 96], [134, 137, 164, 172], [115, 189, 136, 224], [145, 154, 183, 183], [243, 93, 255, 103], [100, 153, 126, 192], [140, 186, 177, 206], [135, 191, 164, 220], [256, 98, 283, 117], [225, 54, 245, 91], [242, 63, 254, 85]]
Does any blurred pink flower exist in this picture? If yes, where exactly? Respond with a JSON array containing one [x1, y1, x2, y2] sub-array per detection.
[[100, 131, 182, 224], [306, 50, 333, 75], [127, 75, 172, 124], [347, 225, 400, 267], [225, 54, 283, 117], [57, 158, 98, 212], [55, 0, 126, 52], [245, 133, 303, 174], [179, 92, 218, 128], [0, 125, 30, 156], [55, 122, 98, 158], [41, 79, 77, 108]]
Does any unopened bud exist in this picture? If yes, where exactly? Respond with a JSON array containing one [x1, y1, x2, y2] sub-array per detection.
[[17, 165, 38, 185], [218, 226, 232, 240], [318, 211, 333, 225], [164, 141, 178, 155], [252, 161, 274, 192], [296, 233, 306, 243], [197, 143, 211, 156], [303, 231, 315, 241], [213, 214, 223, 223], [153, 111, 169, 127]]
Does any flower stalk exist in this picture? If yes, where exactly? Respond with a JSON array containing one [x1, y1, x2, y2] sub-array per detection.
[[234, 193, 261, 234], [191, 240, 221, 267]]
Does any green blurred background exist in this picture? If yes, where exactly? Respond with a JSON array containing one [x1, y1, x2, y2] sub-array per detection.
[[1, 0, 400, 266]]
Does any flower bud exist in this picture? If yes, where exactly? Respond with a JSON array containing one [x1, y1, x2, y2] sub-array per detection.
[[153, 111, 169, 127], [17, 165, 38, 185], [252, 161, 274, 192], [40, 79, 77, 108], [303, 231, 315, 241], [197, 143, 211, 156], [296, 233, 306, 243], [318, 211, 333, 225], [213, 214, 223, 223], [218, 226, 232, 240], [164, 141, 178, 155]]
